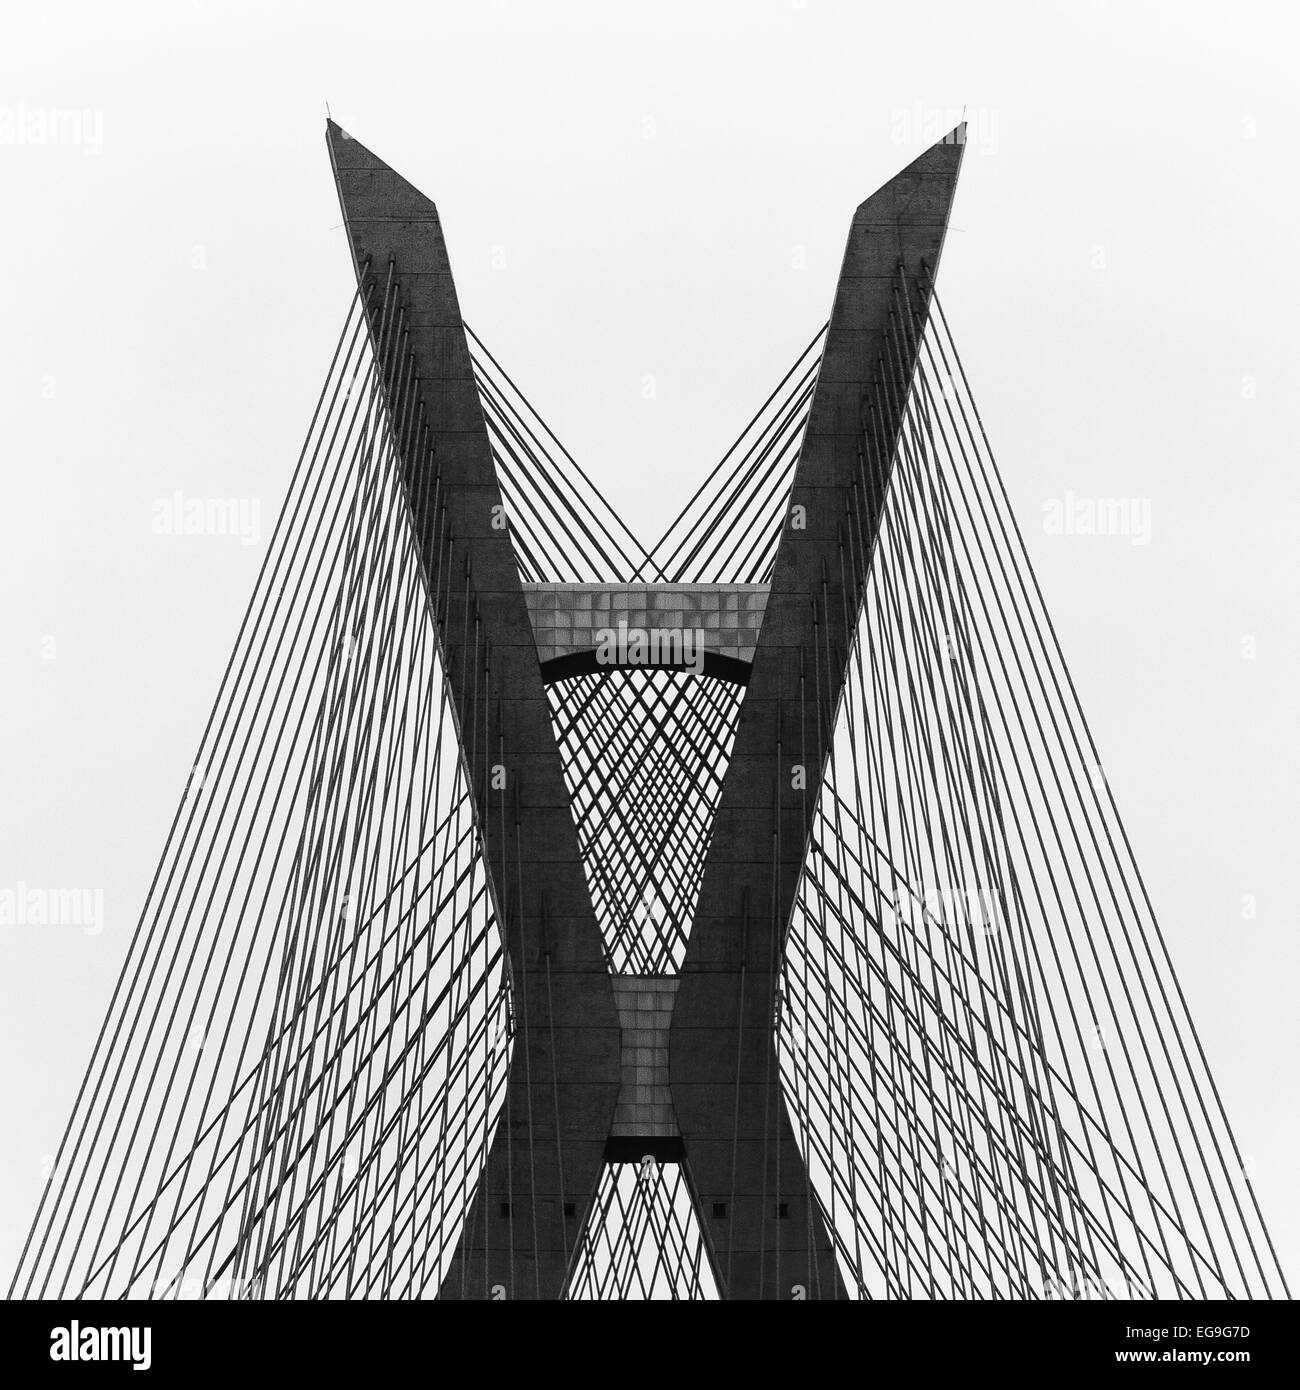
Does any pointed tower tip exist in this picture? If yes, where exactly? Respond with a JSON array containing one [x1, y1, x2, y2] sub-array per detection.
[[854, 121, 966, 219], [326, 118, 446, 285]]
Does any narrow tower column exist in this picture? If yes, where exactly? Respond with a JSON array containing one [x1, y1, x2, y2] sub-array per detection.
[[670, 129, 966, 1300], [327, 122, 622, 1300]]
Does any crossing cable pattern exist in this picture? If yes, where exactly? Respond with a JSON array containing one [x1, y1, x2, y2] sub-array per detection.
[[466, 325, 656, 584], [13, 264, 1286, 1300], [460, 333, 833, 1285], [467, 321, 826, 591], [468, 336, 825, 975], [568, 1161, 719, 1299], [775, 276, 1290, 1299], [11, 285, 513, 1300], [638, 325, 826, 584], [545, 669, 745, 975]]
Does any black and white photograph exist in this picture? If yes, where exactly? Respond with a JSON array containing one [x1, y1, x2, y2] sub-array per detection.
[[0, 0, 1294, 1370]]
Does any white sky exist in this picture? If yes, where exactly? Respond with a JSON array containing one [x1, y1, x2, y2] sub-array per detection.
[[1, 0, 1296, 1287]]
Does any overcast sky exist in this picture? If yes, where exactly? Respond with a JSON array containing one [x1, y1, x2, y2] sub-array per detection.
[[1, 0, 1296, 1286]]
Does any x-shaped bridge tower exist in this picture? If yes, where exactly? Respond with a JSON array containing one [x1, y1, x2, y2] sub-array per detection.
[[17, 118, 1287, 1307], [326, 118, 963, 1299]]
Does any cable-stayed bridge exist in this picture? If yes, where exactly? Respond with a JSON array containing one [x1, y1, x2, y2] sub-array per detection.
[[10, 121, 1289, 1301]]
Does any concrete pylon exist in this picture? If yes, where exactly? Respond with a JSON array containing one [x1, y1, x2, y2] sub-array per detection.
[[326, 120, 964, 1298], [327, 121, 622, 1300], [669, 127, 966, 1299]]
